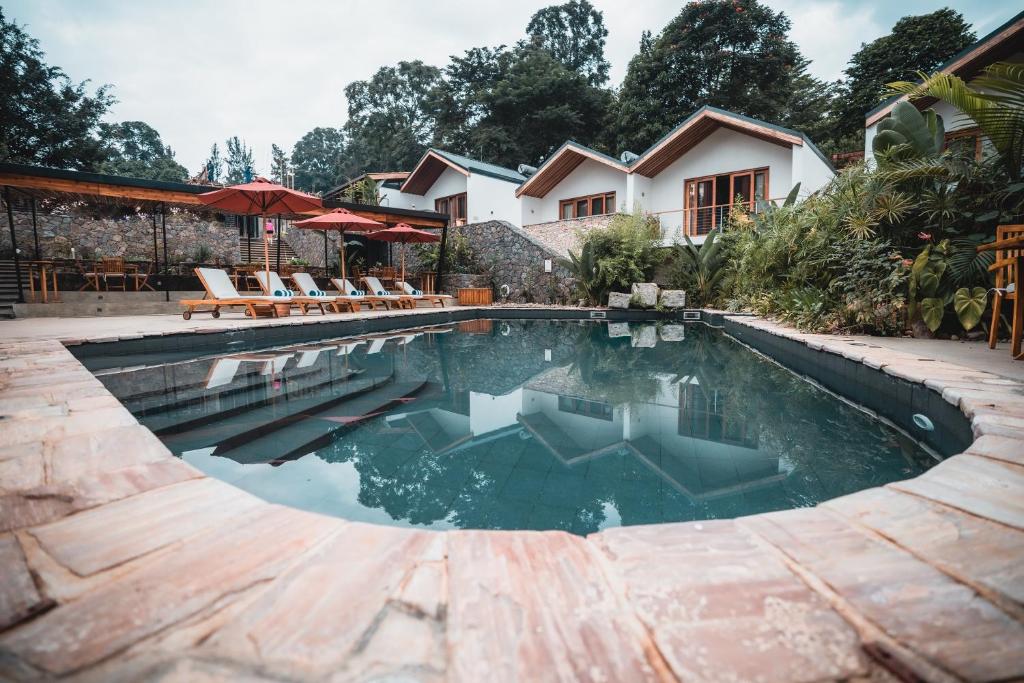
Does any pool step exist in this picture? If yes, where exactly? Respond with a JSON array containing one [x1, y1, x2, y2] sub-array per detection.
[[159, 373, 391, 455], [212, 380, 428, 465]]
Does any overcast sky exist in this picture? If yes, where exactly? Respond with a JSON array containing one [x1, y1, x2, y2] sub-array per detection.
[[6, 0, 1018, 174]]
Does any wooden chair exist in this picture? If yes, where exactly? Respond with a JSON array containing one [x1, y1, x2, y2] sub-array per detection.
[[987, 224, 1024, 358], [101, 257, 127, 291], [131, 261, 156, 291], [77, 260, 101, 291], [181, 267, 292, 320]]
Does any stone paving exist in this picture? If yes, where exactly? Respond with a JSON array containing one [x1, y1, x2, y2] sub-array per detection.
[[0, 311, 1023, 681]]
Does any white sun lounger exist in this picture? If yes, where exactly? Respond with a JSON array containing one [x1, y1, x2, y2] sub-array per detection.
[[330, 278, 397, 310], [397, 281, 452, 307], [291, 272, 356, 313], [254, 271, 329, 315], [181, 267, 292, 320], [362, 276, 416, 309]]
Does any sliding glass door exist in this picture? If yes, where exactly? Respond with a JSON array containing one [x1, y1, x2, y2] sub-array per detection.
[[683, 168, 768, 236]]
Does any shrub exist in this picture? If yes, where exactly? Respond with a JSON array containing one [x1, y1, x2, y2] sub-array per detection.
[[561, 209, 661, 304]]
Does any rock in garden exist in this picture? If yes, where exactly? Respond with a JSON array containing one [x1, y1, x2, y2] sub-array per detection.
[[630, 283, 659, 308], [659, 324, 686, 342], [659, 289, 687, 309], [607, 292, 631, 309]]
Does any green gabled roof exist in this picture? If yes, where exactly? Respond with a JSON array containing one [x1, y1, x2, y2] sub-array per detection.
[[864, 8, 1024, 120], [430, 149, 527, 184]]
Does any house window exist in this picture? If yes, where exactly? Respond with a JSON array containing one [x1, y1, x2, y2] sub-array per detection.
[[944, 127, 983, 161], [435, 192, 467, 225], [558, 395, 614, 421], [559, 192, 616, 220], [684, 167, 769, 236]]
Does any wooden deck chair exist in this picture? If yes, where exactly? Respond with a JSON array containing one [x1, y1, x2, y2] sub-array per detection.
[[988, 225, 1024, 358], [290, 272, 357, 313], [362, 276, 416, 309], [181, 267, 292, 320], [101, 257, 127, 291], [397, 280, 452, 307], [330, 278, 394, 310], [254, 271, 327, 316]]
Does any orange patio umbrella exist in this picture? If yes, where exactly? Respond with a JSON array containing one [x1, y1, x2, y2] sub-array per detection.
[[197, 177, 323, 289], [293, 208, 383, 281], [364, 223, 440, 289]]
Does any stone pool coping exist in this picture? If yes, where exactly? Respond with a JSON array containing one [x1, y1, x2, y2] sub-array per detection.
[[1, 309, 1023, 681]]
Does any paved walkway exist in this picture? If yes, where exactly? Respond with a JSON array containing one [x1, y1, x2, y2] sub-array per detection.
[[0, 310, 1022, 681]]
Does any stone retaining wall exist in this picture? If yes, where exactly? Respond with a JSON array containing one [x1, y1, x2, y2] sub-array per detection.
[[282, 225, 334, 269], [0, 198, 238, 264]]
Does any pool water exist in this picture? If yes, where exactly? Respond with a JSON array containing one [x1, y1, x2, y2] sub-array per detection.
[[91, 320, 937, 534]]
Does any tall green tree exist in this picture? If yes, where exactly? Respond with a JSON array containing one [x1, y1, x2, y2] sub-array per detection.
[[833, 9, 975, 148], [202, 143, 223, 183], [270, 143, 289, 184], [96, 121, 188, 181], [343, 60, 441, 173], [290, 127, 346, 193], [430, 46, 516, 153], [610, 0, 804, 154], [525, 0, 609, 86], [0, 8, 113, 169], [224, 136, 255, 184], [466, 47, 612, 167]]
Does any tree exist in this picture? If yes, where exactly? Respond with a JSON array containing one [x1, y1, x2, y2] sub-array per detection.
[[224, 136, 255, 184], [525, 0, 609, 86], [610, 0, 804, 154], [96, 121, 188, 181], [430, 46, 516, 152], [270, 143, 289, 185], [468, 47, 612, 167], [343, 60, 441, 174], [833, 9, 975, 147], [290, 127, 346, 193], [0, 8, 113, 169], [203, 143, 223, 183]]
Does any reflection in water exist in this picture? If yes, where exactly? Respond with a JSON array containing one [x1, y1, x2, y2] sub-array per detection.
[[95, 321, 936, 534]]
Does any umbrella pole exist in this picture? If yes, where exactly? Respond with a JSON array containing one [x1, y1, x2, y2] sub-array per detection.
[[401, 241, 406, 288], [262, 211, 270, 293], [340, 229, 346, 282]]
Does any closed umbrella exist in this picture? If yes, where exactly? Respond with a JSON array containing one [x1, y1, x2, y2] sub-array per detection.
[[197, 178, 322, 291], [293, 208, 383, 281], [364, 223, 440, 290]]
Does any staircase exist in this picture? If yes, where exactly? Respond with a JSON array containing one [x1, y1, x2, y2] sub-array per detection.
[[239, 237, 300, 268], [0, 260, 29, 319]]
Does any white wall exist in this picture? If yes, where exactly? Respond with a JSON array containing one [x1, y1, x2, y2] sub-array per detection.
[[792, 143, 835, 197], [644, 127, 793, 239], [520, 158, 628, 225], [467, 174, 522, 225]]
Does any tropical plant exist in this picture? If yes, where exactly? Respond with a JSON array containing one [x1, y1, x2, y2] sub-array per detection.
[[669, 232, 727, 306], [886, 61, 1024, 180], [907, 239, 991, 333], [557, 239, 603, 305], [871, 101, 945, 159], [192, 244, 213, 263]]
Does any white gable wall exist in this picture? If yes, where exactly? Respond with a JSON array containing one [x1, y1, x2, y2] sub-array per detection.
[[467, 174, 522, 224], [645, 127, 793, 239], [792, 144, 835, 197], [521, 158, 628, 225]]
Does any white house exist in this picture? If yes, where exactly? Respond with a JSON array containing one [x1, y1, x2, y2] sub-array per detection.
[[362, 148, 526, 226], [515, 106, 835, 243], [864, 9, 1024, 164]]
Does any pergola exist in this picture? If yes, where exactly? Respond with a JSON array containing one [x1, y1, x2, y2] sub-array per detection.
[[0, 162, 449, 302]]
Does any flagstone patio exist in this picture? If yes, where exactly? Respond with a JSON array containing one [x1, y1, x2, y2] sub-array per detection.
[[1, 309, 1022, 681]]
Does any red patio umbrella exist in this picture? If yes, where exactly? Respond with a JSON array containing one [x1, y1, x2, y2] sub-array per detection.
[[197, 178, 323, 290], [364, 223, 440, 290], [293, 208, 383, 281]]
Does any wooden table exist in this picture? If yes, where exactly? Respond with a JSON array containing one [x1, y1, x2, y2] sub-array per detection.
[[26, 261, 60, 303], [977, 237, 1024, 359]]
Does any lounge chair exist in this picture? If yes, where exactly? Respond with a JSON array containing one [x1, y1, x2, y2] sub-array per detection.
[[296, 346, 336, 368], [330, 278, 397, 310], [397, 281, 452, 308], [362, 276, 416, 309], [254, 271, 328, 315], [290, 272, 358, 313], [181, 267, 293, 320]]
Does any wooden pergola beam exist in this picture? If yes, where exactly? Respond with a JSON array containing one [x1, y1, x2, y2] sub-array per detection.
[[0, 173, 204, 206]]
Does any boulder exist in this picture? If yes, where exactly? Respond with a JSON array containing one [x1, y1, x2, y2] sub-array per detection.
[[659, 324, 686, 342], [631, 325, 657, 348], [659, 289, 687, 309], [630, 282, 659, 308], [607, 291, 631, 309]]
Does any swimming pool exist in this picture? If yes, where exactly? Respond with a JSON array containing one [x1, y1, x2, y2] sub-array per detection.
[[86, 319, 940, 534]]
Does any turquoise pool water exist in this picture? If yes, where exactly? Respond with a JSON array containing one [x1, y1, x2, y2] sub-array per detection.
[[92, 320, 936, 534]]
